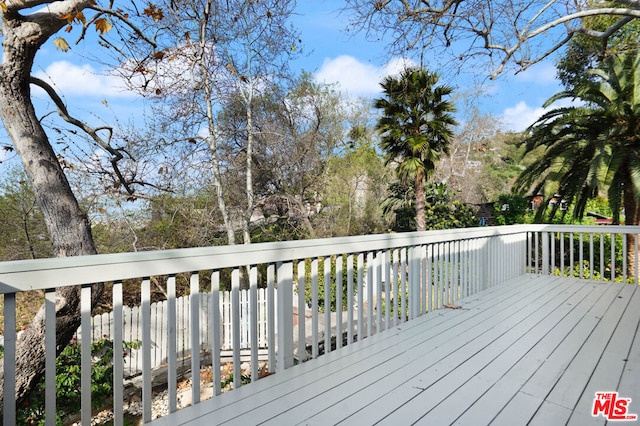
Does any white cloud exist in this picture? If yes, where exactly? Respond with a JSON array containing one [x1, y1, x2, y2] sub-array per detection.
[[314, 55, 415, 97], [501, 98, 581, 132], [500, 101, 545, 132], [514, 61, 558, 85], [33, 61, 134, 98]]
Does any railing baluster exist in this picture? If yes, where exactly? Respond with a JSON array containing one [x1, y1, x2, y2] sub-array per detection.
[[211, 272, 221, 395], [112, 281, 124, 424], [190, 272, 200, 402], [267, 264, 276, 373], [324, 256, 331, 353], [141, 277, 152, 422], [336, 254, 343, 349], [249, 265, 258, 381], [464, 239, 470, 293], [433, 243, 439, 309], [448, 241, 453, 296], [296, 261, 306, 361], [45, 288, 56, 426], [551, 231, 556, 274], [633, 234, 640, 284], [81, 284, 92, 426], [311, 258, 318, 359], [366, 251, 374, 336], [439, 243, 445, 304], [167, 275, 177, 407], [611, 233, 616, 282], [409, 246, 420, 319], [599, 233, 605, 281], [357, 253, 364, 338], [589, 233, 595, 279], [3, 292, 16, 426], [424, 246, 431, 313], [452, 241, 459, 302], [622, 233, 628, 282], [399, 248, 406, 323], [231, 268, 241, 387], [534, 232, 539, 273], [383, 250, 390, 330], [375, 250, 382, 332], [541, 232, 549, 275], [421, 245, 427, 314], [560, 232, 565, 276], [569, 232, 574, 278], [347, 254, 354, 344], [579, 233, 584, 279], [276, 261, 294, 370]]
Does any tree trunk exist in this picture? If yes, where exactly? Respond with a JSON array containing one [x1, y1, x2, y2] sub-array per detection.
[[414, 168, 426, 231], [203, 74, 235, 245], [0, 9, 100, 415], [242, 96, 255, 245]]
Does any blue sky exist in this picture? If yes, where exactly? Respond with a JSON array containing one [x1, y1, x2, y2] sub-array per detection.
[[0, 1, 566, 164], [292, 1, 565, 132]]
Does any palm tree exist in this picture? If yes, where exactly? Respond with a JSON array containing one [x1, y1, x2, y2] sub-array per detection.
[[515, 52, 640, 269], [375, 68, 457, 231]]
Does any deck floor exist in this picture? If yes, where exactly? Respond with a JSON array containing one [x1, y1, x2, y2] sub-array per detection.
[[154, 275, 640, 425]]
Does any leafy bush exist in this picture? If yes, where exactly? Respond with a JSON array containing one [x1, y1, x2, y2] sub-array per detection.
[[302, 256, 354, 313], [17, 337, 141, 425]]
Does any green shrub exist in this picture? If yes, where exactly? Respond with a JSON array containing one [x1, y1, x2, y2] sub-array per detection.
[[17, 337, 141, 425]]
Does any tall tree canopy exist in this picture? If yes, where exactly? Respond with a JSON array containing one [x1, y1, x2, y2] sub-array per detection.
[[374, 68, 457, 231], [515, 52, 640, 229]]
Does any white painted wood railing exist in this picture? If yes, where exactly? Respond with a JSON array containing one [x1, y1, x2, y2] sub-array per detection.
[[0, 224, 636, 424]]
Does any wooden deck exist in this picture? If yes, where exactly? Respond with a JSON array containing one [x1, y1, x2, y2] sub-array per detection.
[[153, 274, 640, 425]]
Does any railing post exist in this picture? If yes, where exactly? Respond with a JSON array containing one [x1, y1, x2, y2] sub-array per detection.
[[276, 261, 294, 371]]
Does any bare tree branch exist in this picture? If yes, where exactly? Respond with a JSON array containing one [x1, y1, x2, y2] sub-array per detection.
[[345, 0, 640, 77], [30, 76, 138, 195]]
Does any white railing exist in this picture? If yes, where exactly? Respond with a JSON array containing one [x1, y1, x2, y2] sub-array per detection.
[[526, 224, 640, 283], [1, 224, 637, 424]]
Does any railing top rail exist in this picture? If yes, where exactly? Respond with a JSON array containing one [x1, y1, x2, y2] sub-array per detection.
[[6, 223, 637, 293], [0, 225, 530, 293], [523, 224, 640, 233]]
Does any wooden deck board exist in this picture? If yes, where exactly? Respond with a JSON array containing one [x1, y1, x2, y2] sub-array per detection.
[[152, 275, 640, 426], [222, 275, 544, 425], [402, 279, 607, 425], [288, 276, 569, 425], [451, 280, 611, 425], [545, 284, 638, 415], [358, 277, 583, 425]]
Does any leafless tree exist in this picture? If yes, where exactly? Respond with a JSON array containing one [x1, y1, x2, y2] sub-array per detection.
[[344, 0, 640, 77]]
